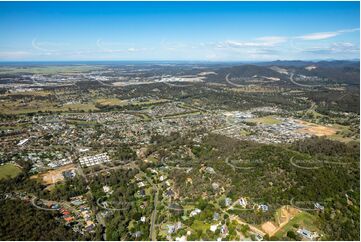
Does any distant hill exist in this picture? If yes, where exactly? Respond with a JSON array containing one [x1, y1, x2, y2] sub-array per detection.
[[257, 60, 360, 68], [207, 60, 360, 85], [206, 64, 285, 83]]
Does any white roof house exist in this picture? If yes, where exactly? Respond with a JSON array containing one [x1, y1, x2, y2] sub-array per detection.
[[210, 224, 218, 232], [190, 208, 201, 217], [239, 197, 247, 207], [79, 153, 110, 167]]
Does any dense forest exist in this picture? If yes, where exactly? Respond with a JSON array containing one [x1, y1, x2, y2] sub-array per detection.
[[0, 200, 80, 240]]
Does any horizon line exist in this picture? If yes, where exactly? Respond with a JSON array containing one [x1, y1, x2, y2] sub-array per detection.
[[0, 59, 359, 63]]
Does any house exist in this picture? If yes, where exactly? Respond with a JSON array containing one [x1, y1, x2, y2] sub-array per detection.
[[103, 185, 113, 194], [140, 216, 146, 222], [213, 212, 220, 221], [314, 202, 324, 211], [225, 198, 232, 207], [221, 224, 228, 235], [239, 197, 247, 207], [190, 208, 201, 217], [63, 170, 76, 179], [205, 167, 216, 174], [64, 216, 74, 222], [85, 224, 95, 232], [258, 204, 269, 212], [255, 234, 263, 241], [212, 182, 220, 190], [175, 236, 187, 241], [166, 189, 174, 197], [137, 181, 145, 188], [167, 225, 175, 234], [175, 222, 182, 230], [138, 189, 146, 197], [133, 231, 142, 238], [210, 224, 218, 232], [51, 203, 60, 209], [168, 222, 182, 234], [71, 200, 84, 206], [297, 228, 318, 240], [150, 168, 158, 174]]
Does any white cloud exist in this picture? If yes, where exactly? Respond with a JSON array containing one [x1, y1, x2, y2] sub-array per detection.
[[32, 38, 69, 52], [296, 28, 359, 40], [296, 32, 339, 40], [32, 38, 54, 52], [255, 36, 288, 45], [220, 38, 285, 48]]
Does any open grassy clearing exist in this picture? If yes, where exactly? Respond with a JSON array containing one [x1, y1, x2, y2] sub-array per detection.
[[328, 124, 357, 143], [272, 211, 319, 239], [95, 98, 128, 106], [0, 100, 98, 114], [0, 164, 22, 180], [132, 98, 169, 106], [191, 220, 211, 233], [247, 115, 282, 125]]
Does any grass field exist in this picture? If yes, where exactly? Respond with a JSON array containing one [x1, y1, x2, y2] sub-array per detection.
[[0, 100, 97, 114], [96, 98, 128, 106], [328, 124, 357, 143], [191, 220, 211, 232], [273, 211, 319, 239], [132, 99, 169, 106], [248, 115, 282, 125], [0, 164, 22, 180]]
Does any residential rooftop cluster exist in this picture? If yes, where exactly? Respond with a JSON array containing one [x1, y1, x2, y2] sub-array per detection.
[[79, 153, 110, 167]]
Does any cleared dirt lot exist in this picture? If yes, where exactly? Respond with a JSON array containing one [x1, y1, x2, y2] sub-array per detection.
[[261, 206, 300, 236], [297, 120, 338, 136], [31, 164, 77, 185], [262, 221, 278, 235]]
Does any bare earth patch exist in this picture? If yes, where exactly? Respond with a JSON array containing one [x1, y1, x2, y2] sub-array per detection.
[[262, 221, 278, 235], [262, 206, 301, 236], [297, 120, 338, 136], [31, 164, 76, 185]]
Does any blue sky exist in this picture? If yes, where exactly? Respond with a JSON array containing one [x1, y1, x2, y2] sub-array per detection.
[[0, 1, 359, 61]]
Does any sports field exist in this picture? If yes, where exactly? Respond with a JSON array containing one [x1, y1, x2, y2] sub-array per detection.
[[0, 164, 22, 180]]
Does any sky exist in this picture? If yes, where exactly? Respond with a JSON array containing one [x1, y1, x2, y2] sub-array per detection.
[[0, 1, 359, 61]]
